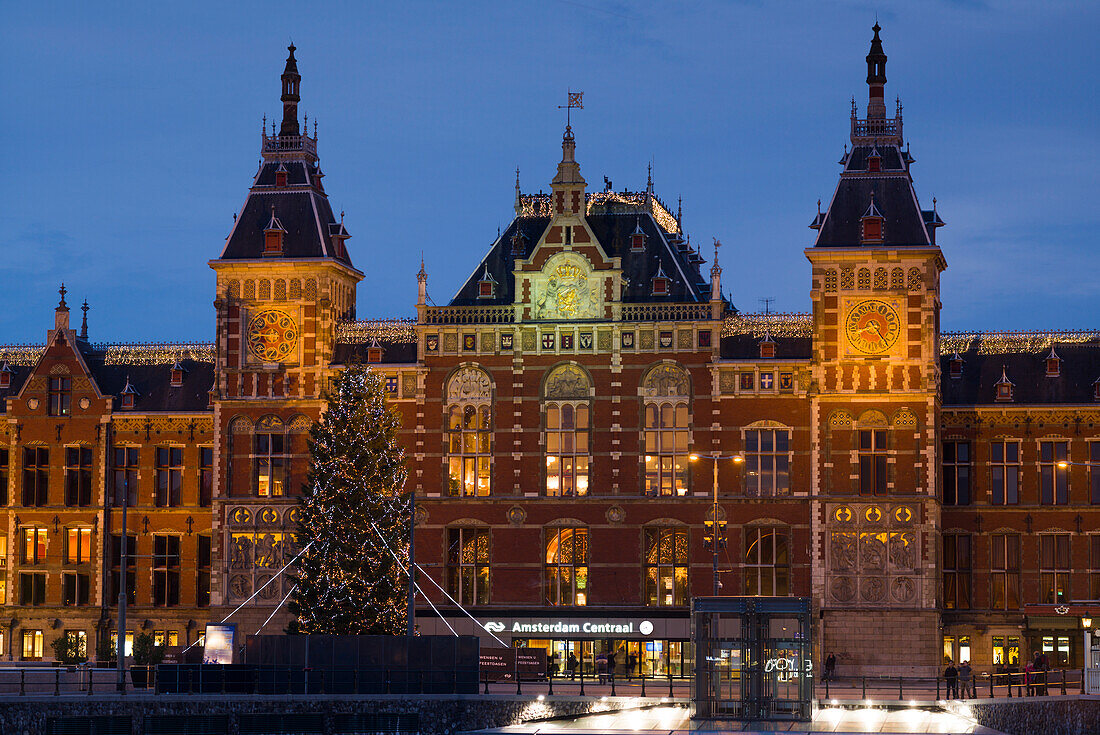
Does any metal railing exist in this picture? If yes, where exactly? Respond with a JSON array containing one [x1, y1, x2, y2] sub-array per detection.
[[422, 305, 515, 325], [817, 669, 1081, 702], [620, 303, 713, 323]]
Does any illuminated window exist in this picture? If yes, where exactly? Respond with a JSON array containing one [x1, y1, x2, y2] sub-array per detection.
[[1042, 635, 1071, 668], [743, 429, 790, 496], [153, 630, 179, 647], [64, 446, 93, 507], [943, 534, 971, 609], [254, 433, 285, 497], [1091, 536, 1100, 601], [65, 527, 92, 565], [545, 527, 588, 606], [109, 535, 137, 606], [546, 403, 589, 496], [62, 573, 89, 606], [112, 447, 139, 507], [644, 403, 689, 496], [1039, 534, 1071, 603], [21, 630, 43, 660], [19, 573, 46, 606], [199, 447, 214, 507], [992, 636, 1020, 667], [744, 527, 789, 596], [990, 441, 1020, 505], [109, 631, 134, 658], [21, 527, 46, 564], [152, 535, 181, 607], [858, 430, 887, 496], [446, 527, 489, 605], [48, 376, 71, 416], [22, 447, 49, 507], [63, 630, 87, 659], [1039, 441, 1069, 505], [990, 534, 1021, 610], [197, 535, 211, 608], [645, 528, 688, 606], [155, 447, 183, 507], [446, 405, 491, 497], [943, 441, 970, 505]]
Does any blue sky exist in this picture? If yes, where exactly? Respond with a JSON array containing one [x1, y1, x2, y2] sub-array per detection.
[[2, 1, 1097, 342]]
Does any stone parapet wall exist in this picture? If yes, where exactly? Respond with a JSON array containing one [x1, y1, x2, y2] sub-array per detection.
[[943, 695, 1100, 735], [821, 609, 940, 677]]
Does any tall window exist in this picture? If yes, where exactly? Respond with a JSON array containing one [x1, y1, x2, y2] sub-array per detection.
[[990, 441, 1020, 505], [858, 430, 888, 496], [63, 631, 87, 659], [62, 573, 89, 606], [545, 527, 588, 606], [254, 433, 285, 497], [1090, 537, 1100, 601], [1039, 534, 1071, 603], [1039, 441, 1069, 505], [48, 376, 70, 416], [0, 449, 9, 506], [22, 447, 48, 507], [152, 535, 181, 607], [21, 527, 46, 564], [546, 403, 589, 496], [109, 535, 137, 606], [21, 630, 43, 660], [112, 447, 139, 507], [64, 447, 93, 507], [197, 535, 211, 607], [990, 534, 1021, 610], [943, 534, 971, 609], [992, 636, 1021, 668], [447, 405, 491, 497], [645, 528, 688, 606], [19, 573, 46, 606], [446, 527, 490, 605], [743, 429, 790, 496], [199, 447, 214, 507], [644, 403, 689, 496], [65, 528, 91, 565], [744, 527, 790, 596], [153, 630, 179, 647], [943, 441, 971, 506], [155, 447, 182, 507]]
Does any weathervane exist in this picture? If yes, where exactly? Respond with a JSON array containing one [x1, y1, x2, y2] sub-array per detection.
[[558, 90, 584, 128]]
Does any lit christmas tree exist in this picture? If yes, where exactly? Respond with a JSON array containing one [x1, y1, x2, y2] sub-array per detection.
[[290, 364, 410, 634]]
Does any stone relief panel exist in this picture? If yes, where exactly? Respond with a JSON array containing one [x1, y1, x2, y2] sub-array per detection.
[[447, 367, 492, 402], [544, 364, 591, 399], [531, 252, 600, 320], [826, 502, 920, 608], [642, 364, 689, 398], [225, 503, 300, 605]]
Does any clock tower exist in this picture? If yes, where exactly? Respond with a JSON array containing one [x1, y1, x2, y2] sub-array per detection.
[[806, 25, 947, 675], [207, 46, 362, 620]]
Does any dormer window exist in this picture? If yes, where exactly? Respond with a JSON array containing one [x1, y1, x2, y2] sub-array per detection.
[[170, 359, 185, 388], [366, 338, 384, 363], [275, 163, 288, 187], [1094, 378, 1100, 402], [867, 145, 881, 173], [510, 230, 527, 258], [949, 353, 963, 379], [477, 266, 497, 299], [1045, 347, 1061, 378], [651, 264, 669, 297], [120, 378, 139, 410], [861, 193, 884, 244], [264, 207, 286, 257], [759, 333, 776, 359], [994, 367, 1014, 403], [630, 219, 646, 252], [0, 362, 11, 389]]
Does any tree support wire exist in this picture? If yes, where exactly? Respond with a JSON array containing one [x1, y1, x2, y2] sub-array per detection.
[[413, 561, 508, 647], [365, 519, 459, 637]]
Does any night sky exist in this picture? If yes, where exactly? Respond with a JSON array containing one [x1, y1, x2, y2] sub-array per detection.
[[3, 1, 1097, 343]]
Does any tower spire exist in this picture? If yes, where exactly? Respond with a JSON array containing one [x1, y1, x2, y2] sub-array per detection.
[[866, 23, 888, 119], [514, 167, 522, 216], [280, 44, 301, 136], [80, 299, 89, 339]]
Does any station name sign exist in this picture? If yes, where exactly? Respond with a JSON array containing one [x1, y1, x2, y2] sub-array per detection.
[[483, 619, 656, 636]]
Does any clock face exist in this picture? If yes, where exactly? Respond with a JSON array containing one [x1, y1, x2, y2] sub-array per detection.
[[246, 309, 299, 363], [844, 299, 901, 354]]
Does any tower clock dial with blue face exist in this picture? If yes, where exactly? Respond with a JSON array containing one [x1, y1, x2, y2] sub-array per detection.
[[246, 309, 299, 362]]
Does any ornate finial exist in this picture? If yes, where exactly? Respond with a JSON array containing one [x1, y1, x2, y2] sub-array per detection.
[[932, 196, 937, 213], [303, 112, 307, 130], [80, 299, 89, 339], [647, 162, 653, 190], [677, 195, 682, 225], [558, 90, 583, 130], [872, 20, 881, 36], [262, 114, 266, 132], [851, 96, 857, 117], [58, 283, 67, 308], [314, 119, 317, 137], [340, 210, 345, 223], [817, 198, 822, 216]]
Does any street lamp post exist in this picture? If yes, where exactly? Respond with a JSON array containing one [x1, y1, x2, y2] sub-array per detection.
[[690, 453, 744, 596]]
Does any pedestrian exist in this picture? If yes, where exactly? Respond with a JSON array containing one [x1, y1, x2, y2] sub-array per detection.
[[626, 652, 637, 681], [607, 651, 617, 682], [547, 651, 559, 677], [1025, 658, 1035, 696], [1035, 650, 1050, 696], [958, 660, 973, 699], [823, 652, 836, 683], [567, 652, 578, 681], [596, 653, 608, 684], [944, 660, 958, 700]]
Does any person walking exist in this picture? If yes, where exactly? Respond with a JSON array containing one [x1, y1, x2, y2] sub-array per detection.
[[596, 653, 608, 684], [607, 651, 618, 682], [1025, 657, 1036, 696], [822, 652, 836, 683], [944, 660, 958, 700], [567, 652, 578, 681], [626, 652, 637, 681], [958, 660, 973, 699]]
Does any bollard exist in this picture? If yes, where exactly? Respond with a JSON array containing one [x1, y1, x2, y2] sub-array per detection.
[[990, 673, 995, 699], [88, 668, 94, 696], [1007, 673, 1012, 697], [824, 675, 829, 700], [20, 669, 25, 696], [668, 671, 674, 698], [516, 673, 522, 695], [898, 676, 903, 700], [55, 668, 60, 696], [936, 676, 940, 700], [484, 676, 490, 695], [611, 674, 616, 697], [579, 668, 585, 697], [640, 672, 645, 697], [547, 671, 553, 696], [1061, 669, 1067, 696], [862, 676, 866, 700]]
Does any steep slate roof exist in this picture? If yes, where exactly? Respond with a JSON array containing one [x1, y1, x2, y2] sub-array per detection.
[[332, 341, 418, 365], [942, 342, 1100, 405], [450, 211, 710, 306], [813, 143, 933, 248], [221, 189, 349, 264], [0, 365, 31, 412], [719, 335, 813, 360], [79, 349, 215, 412]]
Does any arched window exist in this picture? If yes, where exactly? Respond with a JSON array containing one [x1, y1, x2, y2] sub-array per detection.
[[446, 367, 493, 497], [446, 526, 490, 605], [641, 365, 690, 496], [254, 415, 286, 498], [743, 425, 791, 496], [645, 528, 688, 606], [545, 526, 588, 606], [744, 527, 789, 596], [544, 365, 591, 497]]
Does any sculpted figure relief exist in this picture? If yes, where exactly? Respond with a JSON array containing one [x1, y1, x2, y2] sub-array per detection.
[[448, 367, 492, 402], [642, 364, 689, 398], [545, 365, 590, 399]]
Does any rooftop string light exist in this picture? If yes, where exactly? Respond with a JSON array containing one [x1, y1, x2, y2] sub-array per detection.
[[336, 318, 417, 344]]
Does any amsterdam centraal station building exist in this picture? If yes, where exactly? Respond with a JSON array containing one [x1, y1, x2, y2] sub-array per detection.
[[2, 27, 1098, 677]]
